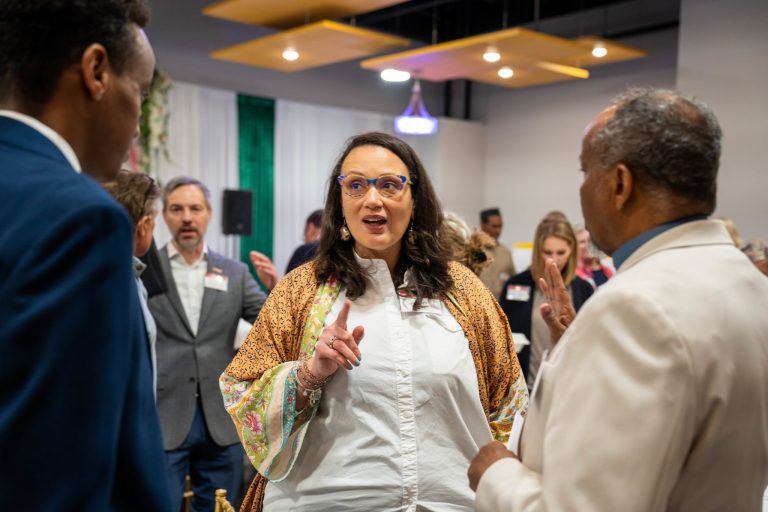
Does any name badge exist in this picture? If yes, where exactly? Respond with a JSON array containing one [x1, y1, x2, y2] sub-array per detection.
[[506, 284, 530, 302], [204, 272, 228, 292]]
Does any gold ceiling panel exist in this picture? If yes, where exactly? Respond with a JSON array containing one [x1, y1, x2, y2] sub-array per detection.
[[472, 61, 589, 89], [565, 36, 647, 67], [361, 27, 646, 89], [210, 20, 410, 72], [203, 0, 409, 29], [361, 27, 589, 82]]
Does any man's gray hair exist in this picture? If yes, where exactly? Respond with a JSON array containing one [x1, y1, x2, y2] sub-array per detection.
[[589, 87, 722, 212], [162, 176, 212, 210]]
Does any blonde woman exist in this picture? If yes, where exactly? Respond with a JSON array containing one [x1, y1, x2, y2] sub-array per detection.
[[499, 217, 594, 387]]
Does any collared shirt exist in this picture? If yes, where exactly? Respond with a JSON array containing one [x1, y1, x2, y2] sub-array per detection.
[[263, 254, 492, 511], [611, 215, 708, 270], [480, 241, 516, 299], [0, 110, 81, 172], [134, 256, 157, 398], [168, 243, 208, 335]]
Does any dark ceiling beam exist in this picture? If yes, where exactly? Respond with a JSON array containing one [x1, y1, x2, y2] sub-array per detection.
[[350, 0, 462, 25]]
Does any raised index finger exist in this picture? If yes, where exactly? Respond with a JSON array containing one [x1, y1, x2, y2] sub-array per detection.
[[334, 299, 352, 330]]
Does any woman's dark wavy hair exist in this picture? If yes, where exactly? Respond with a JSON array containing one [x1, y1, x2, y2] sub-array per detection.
[[314, 132, 453, 308]]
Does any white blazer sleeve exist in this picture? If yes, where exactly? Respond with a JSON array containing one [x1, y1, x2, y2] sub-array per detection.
[[476, 288, 697, 511]]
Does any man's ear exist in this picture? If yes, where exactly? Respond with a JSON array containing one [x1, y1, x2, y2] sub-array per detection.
[[80, 43, 110, 102], [611, 163, 634, 211], [136, 215, 150, 238]]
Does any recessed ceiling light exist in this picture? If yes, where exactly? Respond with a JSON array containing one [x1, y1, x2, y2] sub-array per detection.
[[282, 48, 299, 61], [592, 46, 608, 58], [483, 49, 501, 63], [498, 66, 514, 79], [380, 68, 411, 82]]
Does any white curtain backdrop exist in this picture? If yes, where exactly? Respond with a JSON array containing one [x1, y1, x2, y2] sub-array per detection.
[[153, 81, 240, 259]]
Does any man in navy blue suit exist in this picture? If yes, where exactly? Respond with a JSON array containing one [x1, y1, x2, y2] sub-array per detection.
[[0, 1, 172, 510]]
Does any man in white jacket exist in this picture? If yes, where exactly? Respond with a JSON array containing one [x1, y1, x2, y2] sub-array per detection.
[[469, 88, 768, 511]]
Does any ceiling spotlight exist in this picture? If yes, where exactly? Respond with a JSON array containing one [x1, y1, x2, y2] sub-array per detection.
[[380, 68, 411, 82], [483, 49, 501, 63], [498, 66, 514, 79], [282, 48, 299, 61], [591, 45, 608, 58]]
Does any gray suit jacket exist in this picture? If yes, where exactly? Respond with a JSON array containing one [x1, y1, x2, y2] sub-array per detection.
[[149, 246, 266, 450]]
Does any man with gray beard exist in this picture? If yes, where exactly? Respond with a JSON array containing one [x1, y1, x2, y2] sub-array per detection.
[[149, 176, 272, 511]]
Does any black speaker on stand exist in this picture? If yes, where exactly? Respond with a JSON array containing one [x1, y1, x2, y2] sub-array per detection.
[[222, 189, 253, 236]]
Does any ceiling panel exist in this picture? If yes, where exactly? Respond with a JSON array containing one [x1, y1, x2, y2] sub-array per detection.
[[361, 27, 647, 88], [360, 27, 589, 82], [203, 0, 409, 29], [565, 36, 648, 67], [471, 61, 588, 89], [210, 20, 410, 72]]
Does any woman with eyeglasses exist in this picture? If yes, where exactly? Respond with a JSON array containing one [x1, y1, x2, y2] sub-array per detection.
[[220, 132, 528, 511]]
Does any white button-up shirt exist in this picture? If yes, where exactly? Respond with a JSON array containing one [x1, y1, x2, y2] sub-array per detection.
[[168, 243, 207, 335], [264, 255, 492, 511]]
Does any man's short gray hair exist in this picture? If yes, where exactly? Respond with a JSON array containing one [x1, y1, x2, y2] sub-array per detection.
[[162, 176, 212, 210], [589, 87, 722, 213]]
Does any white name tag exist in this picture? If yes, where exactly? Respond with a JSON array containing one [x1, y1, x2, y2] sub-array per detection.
[[505, 284, 530, 302], [204, 272, 228, 292]]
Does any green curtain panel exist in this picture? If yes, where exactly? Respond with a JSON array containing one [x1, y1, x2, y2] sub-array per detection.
[[237, 94, 275, 285]]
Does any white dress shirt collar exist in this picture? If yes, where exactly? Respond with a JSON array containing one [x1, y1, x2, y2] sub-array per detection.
[[167, 241, 208, 265], [0, 110, 82, 173]]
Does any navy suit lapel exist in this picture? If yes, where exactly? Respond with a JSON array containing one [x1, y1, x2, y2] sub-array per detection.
[[159, 245, 195, 337], [0, 116, 72, 168]]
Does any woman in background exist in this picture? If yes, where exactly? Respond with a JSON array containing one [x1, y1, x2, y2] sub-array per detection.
[[220, 132, 527, 511], [575, 226, 614, 289], [500, 217, 593, 387]]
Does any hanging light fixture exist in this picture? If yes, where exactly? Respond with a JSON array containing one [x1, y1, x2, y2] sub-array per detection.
[[394, 80, 438, 135]]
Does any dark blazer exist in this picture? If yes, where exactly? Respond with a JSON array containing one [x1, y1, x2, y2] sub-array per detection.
[[285, 241, 318, 274], [0, 116, 171, 511], [149, 246, 266, 449], [499, 269, 594, 379]]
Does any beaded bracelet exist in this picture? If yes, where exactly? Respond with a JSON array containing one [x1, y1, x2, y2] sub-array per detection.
[[297, 359, 329, 389], [293, 363, 324, 408]]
